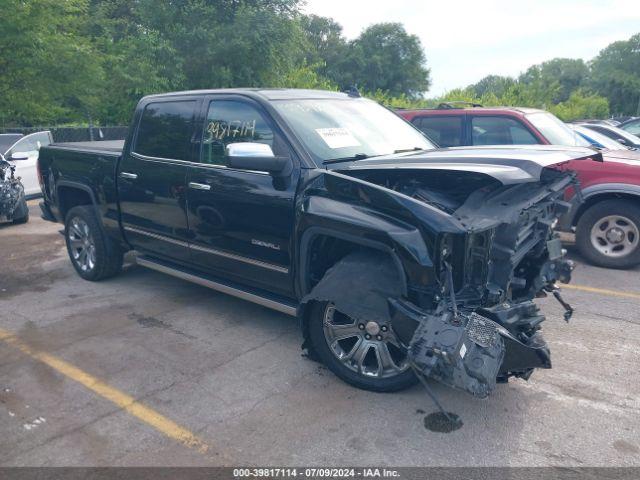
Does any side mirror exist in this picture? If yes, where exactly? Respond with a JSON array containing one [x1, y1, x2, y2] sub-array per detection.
[[10, 152, 29, 161], [616, 138, 629, 146], [226, 142, 292, 176]]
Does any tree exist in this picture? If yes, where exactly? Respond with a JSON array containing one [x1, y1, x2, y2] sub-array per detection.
[[590, 33, 640, 116], [0, 0, 103, 126], [342, 23, 430, 99], [471, 75, 516, 98], [519, 58, 589, 104], [299, 15, 348, 84]]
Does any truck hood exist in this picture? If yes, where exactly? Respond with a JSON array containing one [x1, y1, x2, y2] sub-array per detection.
[[331, 145, 602, 185]]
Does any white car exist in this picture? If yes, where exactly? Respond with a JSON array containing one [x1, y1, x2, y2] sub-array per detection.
[[0, 131, 53, 198]]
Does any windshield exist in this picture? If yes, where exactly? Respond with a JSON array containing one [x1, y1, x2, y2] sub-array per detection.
[[0, 134, 23, 154], [570, 125, 627, 150], [271, 97, 435, 164], [526, 112, 589, 147]]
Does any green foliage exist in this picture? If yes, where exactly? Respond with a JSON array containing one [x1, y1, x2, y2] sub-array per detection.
[[0, 2, 636, 126], [590, 33, 640, 116]]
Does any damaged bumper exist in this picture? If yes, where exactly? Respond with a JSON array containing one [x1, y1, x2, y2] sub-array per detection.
[[389, 297, 555, 398]]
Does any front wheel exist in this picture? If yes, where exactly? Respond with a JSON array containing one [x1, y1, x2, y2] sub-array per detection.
[[576, 199, 640, 269], [307, 302, 417, 392], [64, 206, 123, 281]]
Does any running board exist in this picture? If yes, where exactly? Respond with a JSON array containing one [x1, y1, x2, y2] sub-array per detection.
[[135, 255, 297, 317]]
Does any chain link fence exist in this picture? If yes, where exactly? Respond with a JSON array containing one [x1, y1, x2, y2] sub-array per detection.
[[0, 126, 128, 143]]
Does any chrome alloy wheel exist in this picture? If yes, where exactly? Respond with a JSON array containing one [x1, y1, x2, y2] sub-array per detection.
[[322, 304, 410, 378], [67, 216, 96, 272], [590, 214, 639, 258]]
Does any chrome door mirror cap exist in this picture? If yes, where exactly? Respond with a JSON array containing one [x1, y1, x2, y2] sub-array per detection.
[[226, 142, 275, 158]]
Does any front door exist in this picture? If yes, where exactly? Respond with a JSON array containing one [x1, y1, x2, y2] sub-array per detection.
[[118, 97, 200, 263], [6, 132, 52, 196], [186, 96, 298, 297]]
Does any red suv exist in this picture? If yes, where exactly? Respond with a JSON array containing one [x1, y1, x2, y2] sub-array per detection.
[[398, 104, 640, 269]]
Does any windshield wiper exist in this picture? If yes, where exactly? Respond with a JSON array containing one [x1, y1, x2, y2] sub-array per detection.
[[393, 147, 425, 154], [323, 153, 373, 165]]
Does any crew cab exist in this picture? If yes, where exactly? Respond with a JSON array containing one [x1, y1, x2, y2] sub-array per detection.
[[38, 89, 598, 397], [399, 105, 640, 269]]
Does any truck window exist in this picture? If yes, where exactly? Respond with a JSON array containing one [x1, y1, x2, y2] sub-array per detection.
[[134, 100, 196, 161], [472, 116, 538, 145], [201, 100, 275, 166], [413, 116, 463, 147]]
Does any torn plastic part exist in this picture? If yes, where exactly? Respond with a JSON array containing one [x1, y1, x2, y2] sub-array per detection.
[[300, 250, 402, 328]]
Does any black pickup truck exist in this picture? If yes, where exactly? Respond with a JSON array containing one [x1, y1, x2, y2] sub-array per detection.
[[38, 88, 601, 397]]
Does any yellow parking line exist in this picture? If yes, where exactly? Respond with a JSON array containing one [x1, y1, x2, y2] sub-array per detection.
[[562, 284, 640, 300], [0, 327, 209, 453]]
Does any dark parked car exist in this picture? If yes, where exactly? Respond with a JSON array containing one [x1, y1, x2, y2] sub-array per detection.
[[38, 89, 595, 398], [399, 106, 640, 268]]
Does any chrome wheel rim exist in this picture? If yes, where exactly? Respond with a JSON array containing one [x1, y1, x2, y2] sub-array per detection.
[[323, 304, 410, 379], [68, 217, 96, 272], [590, 214, 639, 258]]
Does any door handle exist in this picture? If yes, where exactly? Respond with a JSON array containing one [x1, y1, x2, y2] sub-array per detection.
[[119, 172, 138, 179], [188, 182, 211, 191]]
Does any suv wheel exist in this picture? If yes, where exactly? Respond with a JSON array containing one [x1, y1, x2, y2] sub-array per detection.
[[576, 199, 640, 269], [64, 206, 123, 281], [307, 301, 417, 392]]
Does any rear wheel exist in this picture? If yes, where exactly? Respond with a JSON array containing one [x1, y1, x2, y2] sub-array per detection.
[[307, 301, 417, 392], [64, 206, 123, 281], [576, 199, 640, 269]]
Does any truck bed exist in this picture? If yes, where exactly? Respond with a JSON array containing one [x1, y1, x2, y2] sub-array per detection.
[[49, 140, 124, 154]]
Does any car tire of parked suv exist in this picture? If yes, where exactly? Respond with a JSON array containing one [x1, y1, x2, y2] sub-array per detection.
[[12, 202, 29, 224], [306, 301, 418, 393], [64, 205, 123, 281], [576, 199, 640, 269]]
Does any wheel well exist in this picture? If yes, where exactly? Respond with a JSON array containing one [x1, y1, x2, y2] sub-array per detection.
[[304, 235, 383, 294], [573, 192, 640, 227], [57, 186, 93, 219]]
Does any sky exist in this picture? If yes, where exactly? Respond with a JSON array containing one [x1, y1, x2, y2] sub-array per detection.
[[303, 0, 640, 96]]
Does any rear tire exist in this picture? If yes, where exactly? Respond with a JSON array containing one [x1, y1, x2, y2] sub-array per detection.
[[64, 205, 123, 281], [576, 199, 640, 269]]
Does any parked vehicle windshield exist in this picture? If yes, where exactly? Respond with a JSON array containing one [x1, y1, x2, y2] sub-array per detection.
[[569, 124, 629, 150], [0, 134, 23, 154], [272, 97, 435, 164], [526, 112, 589, 147]]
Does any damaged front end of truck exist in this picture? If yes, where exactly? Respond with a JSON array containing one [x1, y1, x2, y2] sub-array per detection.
[[0, 155, 28, 224], [300, 146, 601, 398]]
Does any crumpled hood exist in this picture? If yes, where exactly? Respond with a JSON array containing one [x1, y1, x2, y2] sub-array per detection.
[[332, 145, 602, 185]]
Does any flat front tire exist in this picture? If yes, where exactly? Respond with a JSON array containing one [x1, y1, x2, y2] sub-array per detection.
[[64, 206, 123, 281], [307, 301, 417, 392], [576, 199, 640, 269]]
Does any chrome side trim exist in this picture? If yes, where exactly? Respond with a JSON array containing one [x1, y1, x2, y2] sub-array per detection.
[[135, 256, 297, 316], [123, 226, 189, 248], [123, 225, 289, 274], [129, 151, 269, 175], [189, 242, 289, 274]]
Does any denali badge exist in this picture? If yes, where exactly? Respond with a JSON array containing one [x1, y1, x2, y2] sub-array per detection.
[[251, 239, 281, 251]]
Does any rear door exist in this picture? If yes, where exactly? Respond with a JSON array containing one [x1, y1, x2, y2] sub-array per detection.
[[412, 115, 466, 147], [118, 97, 201, 263], [185, 95, 298, 297]]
